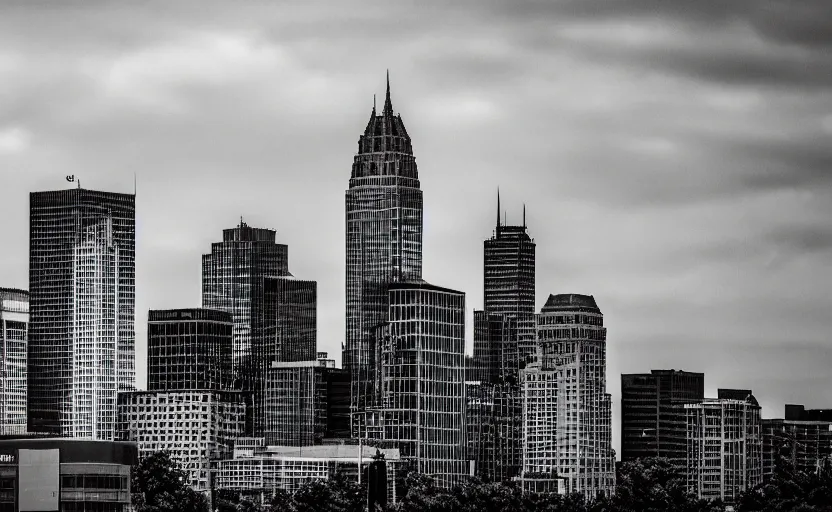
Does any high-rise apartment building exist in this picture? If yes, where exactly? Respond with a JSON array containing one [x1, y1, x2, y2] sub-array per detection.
[[28, 188, 135, 439], [762, 404, 832, 482], [621, 370, 704, 465], [344, 76, 423, 430], [0, 288, 28, 435], [517, 294, 616, 499], [147, 308, 233, 392], [362, 281, 468, 489], [685, 389, 763, 504], [202, 221, 316, 435]]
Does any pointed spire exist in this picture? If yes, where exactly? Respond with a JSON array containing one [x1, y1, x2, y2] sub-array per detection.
[[373, 94, 376, 114], [383, 69, 393, 114], [497, 188, 502, 232]]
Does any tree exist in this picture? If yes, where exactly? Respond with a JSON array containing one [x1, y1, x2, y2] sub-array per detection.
[[389, 473, 458, 512], [131, 450, 208, 512]]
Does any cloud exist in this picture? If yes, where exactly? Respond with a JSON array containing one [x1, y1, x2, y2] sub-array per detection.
[[0, 126, 31, 154]]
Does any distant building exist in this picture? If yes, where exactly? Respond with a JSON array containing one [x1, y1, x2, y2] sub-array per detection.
[[361, 281, 469, 489], [0, 288, 28, 436], [762, 404, 832, 481], [116, 390, 245, 492], [217, 438, 401, 506], [344, 77, 424, 436], [147, 308, 233, 392], [0, 437, 137, 511], [620, 370, 704, 466], [202, 220, 317, 436], [685, 389, 763, 504], [28, 188, 136, 439], [517, 294, 616, 499]]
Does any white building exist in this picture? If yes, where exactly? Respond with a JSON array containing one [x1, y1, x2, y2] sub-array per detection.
[[0, 288, 28, 435]]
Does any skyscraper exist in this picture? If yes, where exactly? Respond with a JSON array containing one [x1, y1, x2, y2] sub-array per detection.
[[467, 195, 535, 483], [0, 288, 28, 435], [28, 188, 135, 439], [344, 75, 423, 429], [363, 281, 468, 489], [620, 369, 704, 466], [202, 220, 317, 436], [483, 193, 535, 317], [518, 294, 616, 499]]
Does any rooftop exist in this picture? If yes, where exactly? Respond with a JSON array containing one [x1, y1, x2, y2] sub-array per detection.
[[541, 294, 599, 312]]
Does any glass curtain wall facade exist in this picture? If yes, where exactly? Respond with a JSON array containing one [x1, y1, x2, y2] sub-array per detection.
[[28, 188, 135, 438], [202, 222, 317, 437], [620, 370, 704, 466], [364, 282, 467, 489], [147, 308, 233, 392], [0, 288, 28, 435], [344, 77, 423, 434]]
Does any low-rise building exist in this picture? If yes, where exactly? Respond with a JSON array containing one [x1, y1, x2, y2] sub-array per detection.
[[0, 436, 137, 512], [762, 404, 832, 481], [217, 438, 401, 506]]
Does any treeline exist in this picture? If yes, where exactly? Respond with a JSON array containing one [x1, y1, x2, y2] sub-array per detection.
[[130, 452, 832, 512]]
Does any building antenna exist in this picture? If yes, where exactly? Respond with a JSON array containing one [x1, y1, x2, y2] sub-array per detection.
[[133, 172, 137, 196], [523, 203, 526, 228], [77, 178, 81, 190], [496, 187, 501, 236]]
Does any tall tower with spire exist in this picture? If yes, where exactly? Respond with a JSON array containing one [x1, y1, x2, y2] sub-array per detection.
[[344, 74, 423, 431]]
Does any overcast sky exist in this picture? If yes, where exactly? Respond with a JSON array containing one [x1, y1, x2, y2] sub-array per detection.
[[1, 1, 831, 455]]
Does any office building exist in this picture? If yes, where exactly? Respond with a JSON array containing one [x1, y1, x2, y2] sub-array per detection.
[[28, 188, 135, 439], [685, 389, 763, 504], [0, 289, 27, 436], [344, 76, 423, 431], [361, 281, 468, 489], [117, 390, 245, 492], [0, 436, 137, 511], [147, 308, 233, 392], [762, 404, 832, 481], [263, 359, 329, 446], [483, 193, 535, 317], [217, 438, 401, 506], [466, 380, 523, 483], [620, 370, 704, 465], [517, 294, 616, 499], [202, 220, 317, 435]]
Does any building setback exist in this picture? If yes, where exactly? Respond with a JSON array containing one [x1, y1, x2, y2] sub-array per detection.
[[762, 404, 832, 482], [28, 188, 135, 439], [202, 221, 316, 436], [362, 281, 468, 489], [620, 369, 704, 466], [0, 289, 28, 436], [344, 76, 423, 434], [685, 389, 763, 504], [518, 294, 616, 499], [147, 308, 233, 392]]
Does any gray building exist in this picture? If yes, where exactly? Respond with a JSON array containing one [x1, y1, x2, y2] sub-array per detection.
[[517, 294, 616, 499], [202, 220, 316, 436], [147, 308, 233, 392], [620, 369, 704, 466], [362, 281, 468, 489], [762, 404, 832, 481], [344, 76, 423, 433], [685, 389, 763, 504], [0, 289, 28, 436], [28, 188, 136, 440], [0, 437, 137, 511]]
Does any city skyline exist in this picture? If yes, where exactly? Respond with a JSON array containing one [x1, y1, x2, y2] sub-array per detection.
[[1, 1, 831, 460]]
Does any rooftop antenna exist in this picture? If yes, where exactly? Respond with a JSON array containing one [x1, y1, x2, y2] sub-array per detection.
[[373, 94, 376, 113], [496, 188, 501, 236], [133, 172, 137, 196], [523, 203, 526, 228], [77, 178, 81, 190]]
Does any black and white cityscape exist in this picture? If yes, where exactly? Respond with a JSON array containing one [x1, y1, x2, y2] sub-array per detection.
[[1, 2, 831, 512]]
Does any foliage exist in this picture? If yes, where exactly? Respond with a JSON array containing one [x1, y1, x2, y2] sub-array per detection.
[[737, 439, 832, 512], [131, 450, 208, 512]]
